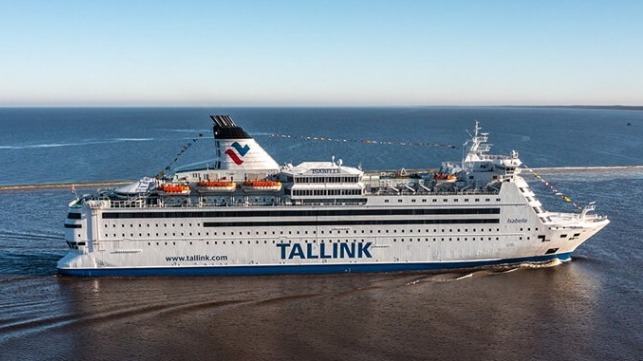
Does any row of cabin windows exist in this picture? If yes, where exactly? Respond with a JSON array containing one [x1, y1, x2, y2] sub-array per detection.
[[142, 236, 524, 246], [104, 224, 530, 235], [108, 232, 204, 238], [385, 198, 501, 203], [293, 176, 360, 184], [107, 223, 199, 228], [202, 197, 276, 202], [104, 226, 537, 239], [292, 189, 362, 196]]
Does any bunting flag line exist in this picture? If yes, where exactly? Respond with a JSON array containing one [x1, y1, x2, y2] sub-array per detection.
[[269, 133, 460, 149], [523, 165, 584, 210], [156, 132, 205, 178]]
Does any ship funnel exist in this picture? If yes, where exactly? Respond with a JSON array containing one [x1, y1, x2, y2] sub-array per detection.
[[210, 115, 279, 172]]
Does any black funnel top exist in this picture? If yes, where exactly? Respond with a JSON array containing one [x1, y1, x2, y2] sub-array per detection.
[[210, 115, 251, 139]]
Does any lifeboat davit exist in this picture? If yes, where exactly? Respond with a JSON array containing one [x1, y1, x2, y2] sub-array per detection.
[[196, 180, 237, 193], [242, 179, 282, 192]]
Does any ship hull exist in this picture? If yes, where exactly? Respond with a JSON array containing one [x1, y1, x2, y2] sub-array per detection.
[[57, 117, 609, 277], [58, 183, 608, 277], [57, 252, 572, 277]]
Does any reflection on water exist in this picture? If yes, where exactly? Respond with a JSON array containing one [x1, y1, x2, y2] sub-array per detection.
[[1, 263, 620, 361]]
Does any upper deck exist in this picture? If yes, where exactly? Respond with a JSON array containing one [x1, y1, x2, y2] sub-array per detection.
[[77, 118, 529, 211]]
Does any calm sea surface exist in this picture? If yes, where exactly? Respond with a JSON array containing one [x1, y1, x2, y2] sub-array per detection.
[[0, 107, 641, 360]]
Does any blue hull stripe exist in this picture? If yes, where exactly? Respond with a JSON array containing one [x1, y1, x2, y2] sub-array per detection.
[[58, 253, 573, 277]]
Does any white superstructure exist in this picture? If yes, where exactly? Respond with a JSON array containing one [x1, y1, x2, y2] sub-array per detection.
[[58, 116, 609, 276]]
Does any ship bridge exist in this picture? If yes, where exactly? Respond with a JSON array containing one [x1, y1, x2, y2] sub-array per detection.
[[281, 158, 365, 201]]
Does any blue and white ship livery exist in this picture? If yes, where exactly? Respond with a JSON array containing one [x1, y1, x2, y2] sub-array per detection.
[[58, 116, 609, 276]]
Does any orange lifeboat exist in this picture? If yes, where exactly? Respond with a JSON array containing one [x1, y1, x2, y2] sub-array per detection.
[[196, 180, 236, 193], [433, 172, 457, 183], [242, 179, 282, 192], [159, 183, 191, 194]]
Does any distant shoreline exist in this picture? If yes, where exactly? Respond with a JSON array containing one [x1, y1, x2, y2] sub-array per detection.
[[505, 105, 643, 111], [2, 165, 642, 192], [0, 181, 131, 192]]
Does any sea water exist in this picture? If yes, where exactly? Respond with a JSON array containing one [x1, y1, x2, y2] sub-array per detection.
[[0, 107, 641, 360]]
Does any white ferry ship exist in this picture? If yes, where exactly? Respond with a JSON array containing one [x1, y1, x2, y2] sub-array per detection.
[[58, 116, 609, 276]]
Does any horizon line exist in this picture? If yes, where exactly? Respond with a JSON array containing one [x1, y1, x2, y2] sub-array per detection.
[[1, 104, 642, 110]]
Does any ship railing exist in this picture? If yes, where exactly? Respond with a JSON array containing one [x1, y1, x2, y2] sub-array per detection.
[[97, 187, 498, 210], [368, 189, 498, 196], [104, 194, 158, 209]]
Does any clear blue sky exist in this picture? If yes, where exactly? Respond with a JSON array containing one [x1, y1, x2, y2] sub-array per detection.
[[1, 0, 641, 106]]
